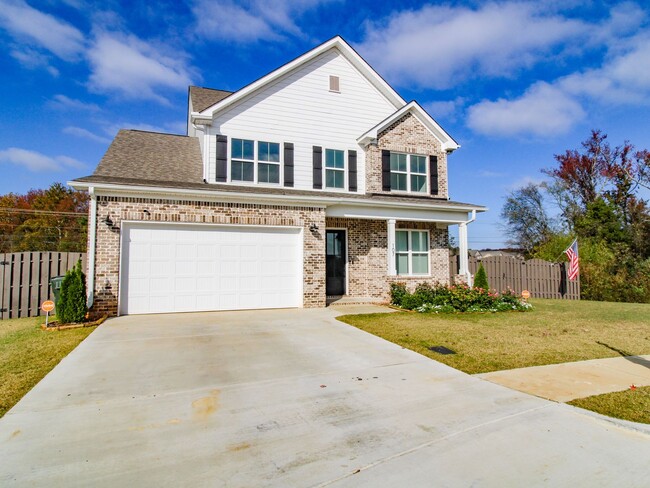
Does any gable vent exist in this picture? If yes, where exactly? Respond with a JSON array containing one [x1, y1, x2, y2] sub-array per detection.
[[329, 75, 340, 92]]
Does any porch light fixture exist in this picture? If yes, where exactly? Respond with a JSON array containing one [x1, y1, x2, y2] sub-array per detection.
[[309, 223, 319, 231], [103, 216, 113, 227]]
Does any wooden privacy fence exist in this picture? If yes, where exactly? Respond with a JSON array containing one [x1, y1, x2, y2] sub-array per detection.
[[450, 255, 580, 300], [0, 252, 87, 320]]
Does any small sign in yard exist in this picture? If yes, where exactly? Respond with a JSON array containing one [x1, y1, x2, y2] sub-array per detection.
[[41, 300, 55, 327], [521, 290, 531, 300]]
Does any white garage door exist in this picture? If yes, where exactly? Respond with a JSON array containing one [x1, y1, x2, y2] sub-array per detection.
[[120, 223, 303, 315]]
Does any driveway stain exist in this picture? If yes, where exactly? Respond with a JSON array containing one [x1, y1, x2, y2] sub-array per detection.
[[192, 389, 220, 421], [227, 441, 251, 452], [9, 429, 21, 440]]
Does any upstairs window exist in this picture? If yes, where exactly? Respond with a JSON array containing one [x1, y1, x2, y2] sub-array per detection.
[[231, 138, 254, 182], [390, 152, 427, 193], [396, 230, 429, 276], [325, 149, 345, 189], [258, 141, 280, 184]]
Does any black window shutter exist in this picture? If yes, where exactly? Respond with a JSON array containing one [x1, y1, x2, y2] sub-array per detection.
[[283, 142, 294, 187], [348, 150, 357, 192], [429, 155, 439, 195], [313, 146, 322, 189], [215, 135, 228, 182], [381, 150, 391, 191]]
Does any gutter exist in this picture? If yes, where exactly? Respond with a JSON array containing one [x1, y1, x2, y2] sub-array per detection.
[[460, 209, 477, 286], [87, 187, 97, 309]]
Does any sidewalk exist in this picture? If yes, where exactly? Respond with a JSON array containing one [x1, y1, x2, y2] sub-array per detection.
[[477, 355, 650, 402]]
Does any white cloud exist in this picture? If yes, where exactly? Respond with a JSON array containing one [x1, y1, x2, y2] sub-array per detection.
[[0, 0, 85, 60], [467, 32, 650, 137], [424, 97, 466, 121], [49, 95, 100, 112], [101, 120, 185, 137], [63, 126, 112, 144], [0, 148, 85, 172], [87, 33, 193, 102], [467, 82, 585, 137], [9, 47, 59, 76], [192, 0, 338, 42], [357, 2, 588, 89]]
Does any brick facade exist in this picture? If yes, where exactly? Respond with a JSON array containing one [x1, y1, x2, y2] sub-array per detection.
[[90, 196, 326, 317], [326, 217, 450, 300], [365, 112, 449, 199]]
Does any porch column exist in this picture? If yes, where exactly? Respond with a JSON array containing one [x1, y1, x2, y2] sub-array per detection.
[[387, 219, 396, 275], [458, 222, 469, 280]]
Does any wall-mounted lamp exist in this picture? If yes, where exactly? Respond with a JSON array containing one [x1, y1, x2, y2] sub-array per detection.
[[103, 216, 114, 227], [309, 223, 319, 232]]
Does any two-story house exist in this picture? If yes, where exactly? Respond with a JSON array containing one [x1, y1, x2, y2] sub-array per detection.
[[70, 36, 485, 316]]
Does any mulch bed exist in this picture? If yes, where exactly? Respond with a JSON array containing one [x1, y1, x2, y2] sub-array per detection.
[[41, 315, 108, 331]]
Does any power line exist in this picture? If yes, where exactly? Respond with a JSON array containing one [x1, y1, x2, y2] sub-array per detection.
[[0, 207, 87, 217]]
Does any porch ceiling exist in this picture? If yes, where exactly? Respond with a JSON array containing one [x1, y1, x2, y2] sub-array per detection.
[[325, 203, 473, 224]]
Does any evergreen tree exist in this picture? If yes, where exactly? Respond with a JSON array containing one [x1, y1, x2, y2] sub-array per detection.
[[57, 260, 87, 323], [474, 263, 489, 290]]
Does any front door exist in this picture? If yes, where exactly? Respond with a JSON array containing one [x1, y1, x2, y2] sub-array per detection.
[[326, 229, 346, 296]]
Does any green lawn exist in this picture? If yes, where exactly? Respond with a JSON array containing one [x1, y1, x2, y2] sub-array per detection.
[[0, 316, 95, 417], [338, 299, 650, 375], [569, 386, 650, 424]]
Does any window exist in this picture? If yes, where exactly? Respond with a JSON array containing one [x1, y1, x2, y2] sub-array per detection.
[[258, 141, 280, 184], [390, 152, 427, 193], [325, 149, 345, 189], [230, 138, 281, 184], [396, 230, 429, 275], [231, 138, 254, 182]]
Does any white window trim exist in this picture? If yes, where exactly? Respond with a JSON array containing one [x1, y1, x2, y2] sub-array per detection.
[[323, 148, 347, 191], [390, 152, 428, 194], [228, 137, 283, 187], [396, 229, 430, 277]]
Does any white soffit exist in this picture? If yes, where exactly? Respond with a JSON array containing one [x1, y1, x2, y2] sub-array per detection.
[[193, 36, 406, 120], [357, 101, 460, 152]]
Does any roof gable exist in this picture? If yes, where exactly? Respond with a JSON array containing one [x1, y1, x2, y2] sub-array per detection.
[[192, 36, 406, 123], [357, 101, 460, 152], [189, 86, 233, 112]]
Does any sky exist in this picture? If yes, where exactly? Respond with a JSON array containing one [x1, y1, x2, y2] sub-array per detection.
[[1, 0, 649, 248]]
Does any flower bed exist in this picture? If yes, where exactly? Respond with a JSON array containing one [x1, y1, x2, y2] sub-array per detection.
[[390, 282, 532, 313]]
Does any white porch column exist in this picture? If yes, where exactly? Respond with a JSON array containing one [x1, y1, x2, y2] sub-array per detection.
[[387, 219, 396, 276], [458, 222, 469, 278]]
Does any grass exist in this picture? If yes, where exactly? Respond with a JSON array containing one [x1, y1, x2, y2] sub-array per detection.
[[338, 299, 650, 375], [0, 316, 95, 417], [568, 386, 650, 424]]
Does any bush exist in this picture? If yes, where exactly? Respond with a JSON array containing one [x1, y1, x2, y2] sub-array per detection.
[[473, 263, 489, 290], [390, 282, 408, 306], [57, 260, 87, 324], [392, 281, 532, 314]]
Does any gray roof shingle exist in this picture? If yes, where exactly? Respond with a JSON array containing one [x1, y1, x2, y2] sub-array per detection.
[[189, 86, 233, 112], [93, 130, 203, 184]]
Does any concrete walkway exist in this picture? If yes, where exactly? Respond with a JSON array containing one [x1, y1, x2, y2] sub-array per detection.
[[1, 308, 650, 487], [478, 355, 650, 402]]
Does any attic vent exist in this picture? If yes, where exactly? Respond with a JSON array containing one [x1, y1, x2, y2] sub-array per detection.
[[329, 75, 340, 93]]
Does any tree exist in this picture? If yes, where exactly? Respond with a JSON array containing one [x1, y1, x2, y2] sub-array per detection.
[[0, 183, 88, 252], [473, 263, 489, 290], [57, 260, 87, 323], [501, 183, 554, 252]]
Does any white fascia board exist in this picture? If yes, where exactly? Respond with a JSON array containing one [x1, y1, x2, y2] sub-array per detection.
[[357, 101, 460, 152], [67, 180, 487, 215], [326, 204, 471, 223], [193, 37, 406, 121]]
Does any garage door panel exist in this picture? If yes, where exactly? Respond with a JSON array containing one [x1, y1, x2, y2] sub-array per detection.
[[121, 224, 302, 315]]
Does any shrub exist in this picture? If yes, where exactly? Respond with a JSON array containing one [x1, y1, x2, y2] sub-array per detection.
[[473, 263, 489, 290], [57, 260, 87, 324], [394, 281, 532, 314], [389, 282, 408, 306]]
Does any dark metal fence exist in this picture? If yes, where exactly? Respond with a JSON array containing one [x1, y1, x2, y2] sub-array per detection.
[[450, 255, 580, 299], [0, 252, 87, 319]]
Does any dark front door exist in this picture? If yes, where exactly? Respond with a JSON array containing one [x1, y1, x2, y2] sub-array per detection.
[[326, 230, 346, 296]]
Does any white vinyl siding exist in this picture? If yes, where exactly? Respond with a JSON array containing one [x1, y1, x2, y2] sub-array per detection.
[[207, 49, 398, 192], [396, 230, 429, 276]]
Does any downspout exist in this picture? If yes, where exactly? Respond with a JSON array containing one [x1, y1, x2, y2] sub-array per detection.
[[458, 209, 477, 286], [87, 187, 97, 309]]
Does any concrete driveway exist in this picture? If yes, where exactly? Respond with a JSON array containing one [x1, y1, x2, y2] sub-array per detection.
[[1, 308, 649, 487]]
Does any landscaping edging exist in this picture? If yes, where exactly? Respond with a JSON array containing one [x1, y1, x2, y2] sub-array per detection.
[[41, 315, 108, 331]]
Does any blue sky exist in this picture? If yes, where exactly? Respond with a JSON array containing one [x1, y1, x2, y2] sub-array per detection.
[[1, 0, 649, 248]]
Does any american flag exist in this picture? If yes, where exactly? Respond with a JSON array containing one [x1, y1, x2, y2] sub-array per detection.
[[564, 239, 579, 281]]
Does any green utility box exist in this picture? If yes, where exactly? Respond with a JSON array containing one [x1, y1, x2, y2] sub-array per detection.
[[50, 276, 65, 303]]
